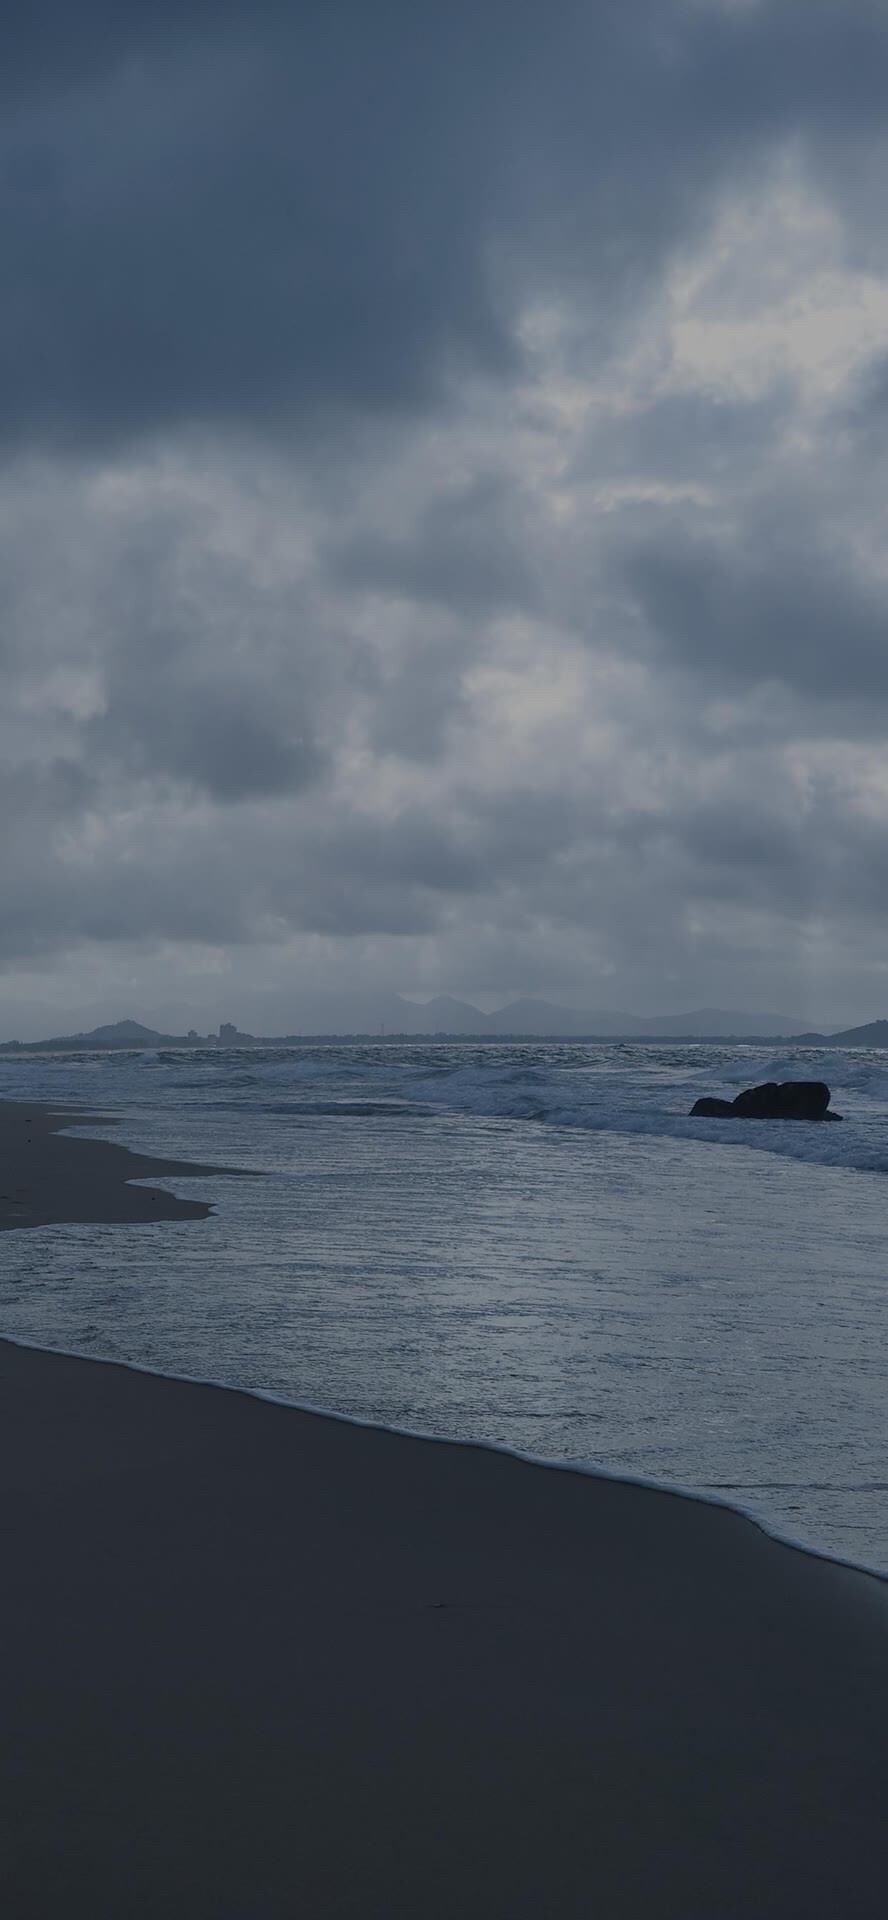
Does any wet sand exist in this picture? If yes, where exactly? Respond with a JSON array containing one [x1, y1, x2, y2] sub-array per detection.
[[1, 1104, 887, 1915], [0, 1098, 232, 1229]]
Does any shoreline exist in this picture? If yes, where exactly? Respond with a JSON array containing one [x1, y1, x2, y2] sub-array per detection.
[[0, 1097, 241, 1230], [3, 1319, 886, 1588], [2, 1094, 886, 1583], [2, 1097, 888, 1912]]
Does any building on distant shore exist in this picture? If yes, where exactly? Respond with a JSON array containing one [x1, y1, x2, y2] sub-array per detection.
[[218, 1022, 260, 1046]]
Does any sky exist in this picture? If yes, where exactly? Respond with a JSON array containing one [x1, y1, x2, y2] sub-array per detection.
[[3, 0, 888, 1035]]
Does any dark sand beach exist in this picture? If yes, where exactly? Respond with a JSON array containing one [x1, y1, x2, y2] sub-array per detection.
[[1, 1103, 887, 1916], [0, 1098, 232, 1230]]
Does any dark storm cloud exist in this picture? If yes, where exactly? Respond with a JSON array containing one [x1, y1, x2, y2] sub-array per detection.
[[363, 631, 472, 763], [569, 383, 799, 489], [89, 565, 328, 802], [0, 5, 516, 450], [0, 471, 333, 803], [92, 679, 323, 802], [0, 2, 306, 106], [838, 349, 888, 442], [3, 0, 888, 452], [330, 474, 538, 619], [622, 512, 888, 710]]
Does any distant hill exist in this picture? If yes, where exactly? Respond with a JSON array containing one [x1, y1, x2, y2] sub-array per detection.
[[82, 1020, 171, 1045], [791, 1018, 888, 1047], [400, 996, 490, 1034], [632, 1008, 805, 1039], [0, 1018, 196, 1052], [483, 1000, 636, 1036]]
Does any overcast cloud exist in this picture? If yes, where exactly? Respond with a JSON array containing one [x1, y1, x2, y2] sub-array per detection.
[[3, 0, 888, 1034]]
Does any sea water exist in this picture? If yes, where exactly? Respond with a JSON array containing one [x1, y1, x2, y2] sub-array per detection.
[[0, 1040, 886, 1571]]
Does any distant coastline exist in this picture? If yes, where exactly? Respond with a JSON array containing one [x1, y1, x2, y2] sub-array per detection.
[[3, 1015, 888, 1052]]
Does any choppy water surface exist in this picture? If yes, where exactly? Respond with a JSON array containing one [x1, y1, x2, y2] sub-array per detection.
[[1, 1040, 886, 1570]]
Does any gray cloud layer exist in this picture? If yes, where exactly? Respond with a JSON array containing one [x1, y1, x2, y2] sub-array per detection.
[[2, 1, 888, 1030], [4, 1, 888, 449]]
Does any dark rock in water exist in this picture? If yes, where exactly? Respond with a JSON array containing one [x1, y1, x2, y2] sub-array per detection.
[[690, 1080, 840, 1122], [733, 1080, 831, 1120]]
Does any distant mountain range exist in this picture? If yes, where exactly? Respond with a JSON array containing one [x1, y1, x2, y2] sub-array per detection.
[[1, 1000, 870, 1049], [790, 1018, 888, 1047]]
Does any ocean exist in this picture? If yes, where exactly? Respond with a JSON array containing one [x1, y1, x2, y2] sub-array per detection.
[[1, 1040, 886, 1572]]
